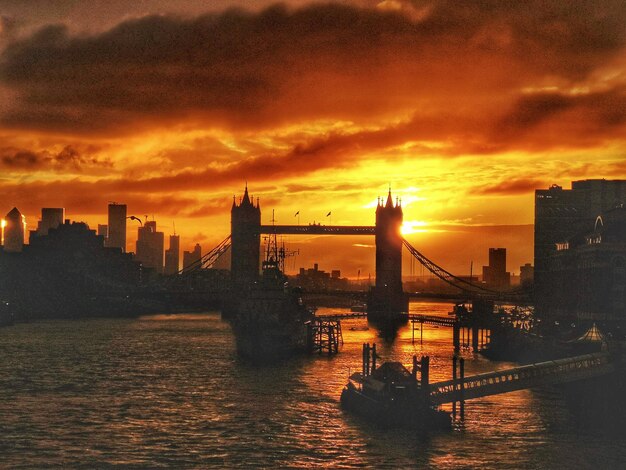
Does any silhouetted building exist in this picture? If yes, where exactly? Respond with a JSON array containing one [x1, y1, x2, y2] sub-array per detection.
[[29, 208, 66, 243], [520, 263, 534, 288], [0, 219, 141, 318], [97, 224, 108, 238], [164, 234, 180, 275], [541, 206, 625, 320], [2, 207, 25, 252], [231, 185, 261, 286], [183, 243, 202, 271], [135, 220, 164, 274], [107, 203, 127, 252], [38, 208, 65, 236], [368, 189, 408, 318], [535, 180, 626, 299], [482, 248, 510, 288], [295, 263, 349, 290]]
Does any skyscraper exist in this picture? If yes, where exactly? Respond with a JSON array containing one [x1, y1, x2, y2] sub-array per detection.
[[107, 203, 127, 252], [3, 207, 26, 252], [38, 208, 65, 236], [164, 234, 180, 275], [482, 248, 510, 288], [97, 224, 108, 238], [183, 243, 202, 271], [135, 220, 164, 273]]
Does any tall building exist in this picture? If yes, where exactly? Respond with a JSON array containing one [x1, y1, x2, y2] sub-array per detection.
[[164, 234, 180, 275], [520, 263, 534, 288], [3, 207, 26, 252], [29, 207, 65, 243], [482, 248, 510, 288], [107, 203, 127, 252], [38, 208, 65, 236], [135, 220, 164, 273], [534, 179, 626, 299], [183, 243, 202, 271]]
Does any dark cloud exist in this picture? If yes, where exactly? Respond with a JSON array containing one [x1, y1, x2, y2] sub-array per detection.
[[477, 179, 547, 196], [1, 1, 625, 134], [0, 144, 111, 170]]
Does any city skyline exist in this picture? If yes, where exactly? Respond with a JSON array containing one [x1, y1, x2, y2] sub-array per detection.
[[0, 1, 625, 275]]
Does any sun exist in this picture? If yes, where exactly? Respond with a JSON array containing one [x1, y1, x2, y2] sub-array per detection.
[[401, 220, 428, 235]]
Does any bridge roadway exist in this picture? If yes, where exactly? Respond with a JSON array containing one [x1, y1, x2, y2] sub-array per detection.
[[260, 225, 375, 235], [315, 312, 457, 327], [428, 352, 615, 405]]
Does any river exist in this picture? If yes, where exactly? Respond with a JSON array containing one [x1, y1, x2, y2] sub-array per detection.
[[0, 302, 624, 468]]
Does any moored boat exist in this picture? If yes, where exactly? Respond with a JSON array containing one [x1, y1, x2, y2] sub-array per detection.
[[340, 344, 451, 430]]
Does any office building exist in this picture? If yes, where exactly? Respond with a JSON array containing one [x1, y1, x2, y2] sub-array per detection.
[[535, 180, 626, 287], [38, 208, 65, 236], [164, 234, 181, 275], [520, 263, 534, 288], [2, 207, 26, 252], [135, 220, 164, 273], [97, 224, 108, 238], [183, 243, 202, 271], [482, 248, 510, 288], [107, 203, 127, 252]]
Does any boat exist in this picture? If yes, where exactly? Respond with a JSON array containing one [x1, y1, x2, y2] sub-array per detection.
[[228, 233, 314, 361], [350, 302, 367, 313], [340, 344, 451, 430]]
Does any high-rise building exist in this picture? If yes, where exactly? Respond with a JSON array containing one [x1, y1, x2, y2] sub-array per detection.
[[135, 220, 164, 273], [482, 248, 510, 288], [38, 208, 65, 236], [107, 203, 127, 252], [520, 263, 534, 288], [28, 207, 65, 243], [97, 224, 108, 238], [164, 234, 180, 275], [183, 243, 202, 271], [534, 179, 626, 296], [3, 207, 26, 252]]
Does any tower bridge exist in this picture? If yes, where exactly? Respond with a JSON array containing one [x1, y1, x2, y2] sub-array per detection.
[[231, 185, 409, 322], [183, 186, 530, 324]]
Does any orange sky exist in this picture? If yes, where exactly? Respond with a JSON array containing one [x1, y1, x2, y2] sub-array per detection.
[[0, 0, 625, 276]]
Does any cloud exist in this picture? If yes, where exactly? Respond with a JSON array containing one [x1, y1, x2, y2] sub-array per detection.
[[0, 144, 111, 170], [1, 1, 625, 136], [477, 178, 547, 196]]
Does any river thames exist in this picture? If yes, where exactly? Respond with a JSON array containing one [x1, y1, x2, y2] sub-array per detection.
[[1, 302, 624, 468]]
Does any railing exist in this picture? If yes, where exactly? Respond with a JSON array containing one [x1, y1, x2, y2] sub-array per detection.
[[429, 352, 615, 405]]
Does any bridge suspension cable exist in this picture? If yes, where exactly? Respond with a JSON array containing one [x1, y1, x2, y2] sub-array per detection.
[[179, 235, 231, 276], [402, 238, 505, 296]]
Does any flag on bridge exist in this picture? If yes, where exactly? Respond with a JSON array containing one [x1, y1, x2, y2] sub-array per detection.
[[326, 211, 331, 217], [294, 211, 299, 216]]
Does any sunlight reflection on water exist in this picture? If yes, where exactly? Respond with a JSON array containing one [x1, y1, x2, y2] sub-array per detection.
[[0, 303, 624, 468]]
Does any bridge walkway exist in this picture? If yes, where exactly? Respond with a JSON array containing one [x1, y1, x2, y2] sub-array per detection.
[[315, 312, 457, 327], [429, 352, 615, 405]]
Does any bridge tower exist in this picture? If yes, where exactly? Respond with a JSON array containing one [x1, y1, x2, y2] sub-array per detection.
[[231, 185, 261, 287], [368, 189, 409, 322]]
